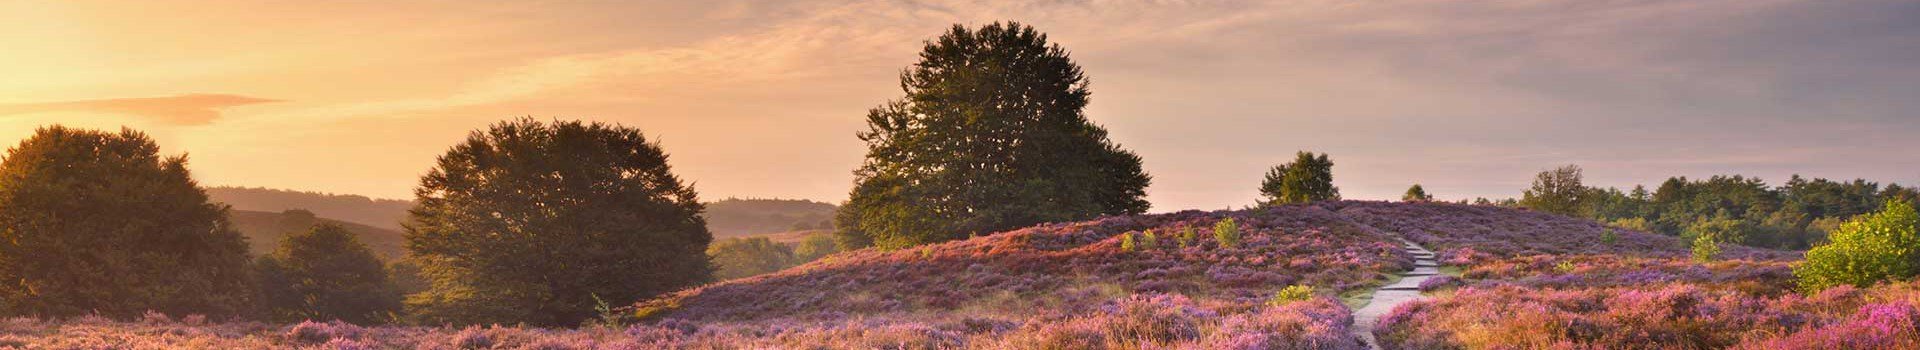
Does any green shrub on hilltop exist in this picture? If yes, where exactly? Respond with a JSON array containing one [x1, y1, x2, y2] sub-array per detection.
[[1795, 201, 1920, 292]]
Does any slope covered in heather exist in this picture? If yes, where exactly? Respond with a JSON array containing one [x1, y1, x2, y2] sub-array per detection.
[[602, 201, 1796, 348]]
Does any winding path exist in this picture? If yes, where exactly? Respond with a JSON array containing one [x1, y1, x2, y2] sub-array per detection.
[[1352, 239, 1438, 350]]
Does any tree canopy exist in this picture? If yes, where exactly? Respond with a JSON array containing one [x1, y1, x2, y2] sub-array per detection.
[[835, 22, 1151, 250], [256, 224, 401, 324], [1520, 165, 1586, 216], [1259, 151, 1339, 206], [404, 119, 712, 326], [0, 126, 255, 318]]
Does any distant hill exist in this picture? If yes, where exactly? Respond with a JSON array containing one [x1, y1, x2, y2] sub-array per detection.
[[703, 198, 837, 238], [228, 209, 407, 259], [208, 187, 836, 239], [207, 187, 413, 230]]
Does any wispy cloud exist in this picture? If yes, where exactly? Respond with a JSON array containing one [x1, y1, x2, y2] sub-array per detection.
[[0, 94, 279, 125]]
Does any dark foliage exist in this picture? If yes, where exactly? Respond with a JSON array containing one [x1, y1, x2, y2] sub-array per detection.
[[404, 118, 712, 326], [256, 224, 401, 324], [1259, 151, 1340, 206], [0, 126, 255, 318], [836, 22, 1151, 250]]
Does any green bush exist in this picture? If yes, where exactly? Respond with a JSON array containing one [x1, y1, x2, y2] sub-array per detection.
[[709, 237, 799, 280], [1177, 226, 1196, 248], [1213, 218, 1242, 248], [1140, 230, 1159, 250], [1795, 201, 1920, 292], [1266, 285, 1313, 306], [1599, 228, 1619, 245], [1120, 232, 1138, 253], [1691, 232, 1721, 263]]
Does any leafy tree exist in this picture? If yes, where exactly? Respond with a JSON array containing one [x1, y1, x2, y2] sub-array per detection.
[[835, 22, 1151, 250], [256, 224, 401, 324], [1259, 151, 1339, 206], [1795, 201, 1920, 292], [405, 119, 712, 326], [709, 237, 799, 280], [792, 233, 840, 262], [1402, 184, 1433, 202], [1520, 165, 1586, 216], [0, 126, 256, 318]]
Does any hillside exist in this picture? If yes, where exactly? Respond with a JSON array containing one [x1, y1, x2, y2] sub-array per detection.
[[208, 187, 414, 230], [209, 187, 832, 239], [229, 209, 408, 259], [702, 198, 837, 237], [614, 201, 1798, 347]]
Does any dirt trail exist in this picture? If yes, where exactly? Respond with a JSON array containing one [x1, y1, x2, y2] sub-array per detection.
[[1352, 239, 1437, 350]]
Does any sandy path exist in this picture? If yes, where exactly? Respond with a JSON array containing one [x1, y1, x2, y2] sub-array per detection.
[[1351, 240, 1437, 350]]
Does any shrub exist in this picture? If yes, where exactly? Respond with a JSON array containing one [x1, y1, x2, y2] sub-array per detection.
[[405, 119, 713, 327], [1214, 218, 1242, 248], [1178, 226, 1197, 248], [1692, 232, 1721, 263], [0, 126, 254, 318], [709, 237, 798, 280], [1121, 232, 1138, 253], [1600, 228, 1618, 244], [1140, 230, 1159, 250], [1795, 201, 1920, 292], [1266, 285, 1313, 306], [256, 224, 403, 324]]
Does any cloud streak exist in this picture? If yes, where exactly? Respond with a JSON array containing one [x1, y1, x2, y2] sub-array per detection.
[[0, 94, 279, 125]]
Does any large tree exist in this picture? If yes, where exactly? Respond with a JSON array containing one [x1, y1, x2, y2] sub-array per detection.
[[836, 22, 1151, 250], [257, 224, 401, 324], [1259, 151, 1339, 206], [0, 126, 255, 318], [1520, 165, 1587, 216], [405, 119, 712, 326]]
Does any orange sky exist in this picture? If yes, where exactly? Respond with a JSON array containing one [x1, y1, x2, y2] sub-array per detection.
[[4, 0, 1917, 211]]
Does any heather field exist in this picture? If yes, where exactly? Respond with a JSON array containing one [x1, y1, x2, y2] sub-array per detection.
[[10, 202, 1920, 349]]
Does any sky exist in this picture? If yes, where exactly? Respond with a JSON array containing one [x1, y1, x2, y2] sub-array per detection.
[[1, 0, 1916, 212]]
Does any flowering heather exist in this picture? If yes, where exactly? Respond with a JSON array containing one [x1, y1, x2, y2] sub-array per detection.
[[638, 204, 1412, 323], [7, 201, 1834, 349], [1378, 280, 1920, 349]]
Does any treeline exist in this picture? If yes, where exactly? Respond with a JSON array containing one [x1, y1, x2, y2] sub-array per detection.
[[1508, 165, 1920, 250]]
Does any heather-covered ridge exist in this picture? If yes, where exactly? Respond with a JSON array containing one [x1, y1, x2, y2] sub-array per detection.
[[641, 204, 1414, 323]]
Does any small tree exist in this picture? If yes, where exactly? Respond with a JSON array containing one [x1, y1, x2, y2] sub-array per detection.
[[405, 119, 712, 326], [1214, 218, 1242, 248], [709, 237, 799, 280], [0, 126, 255, 318], [1259, 152, 1339, 206], [1794, 201, 1920, 292], [1520, 165, 1586, 216], [257, 224, 402, 324], [1403, 184, 1434, 202], [793, 233, 840, 262], [1691, 232, 1721, 263]]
